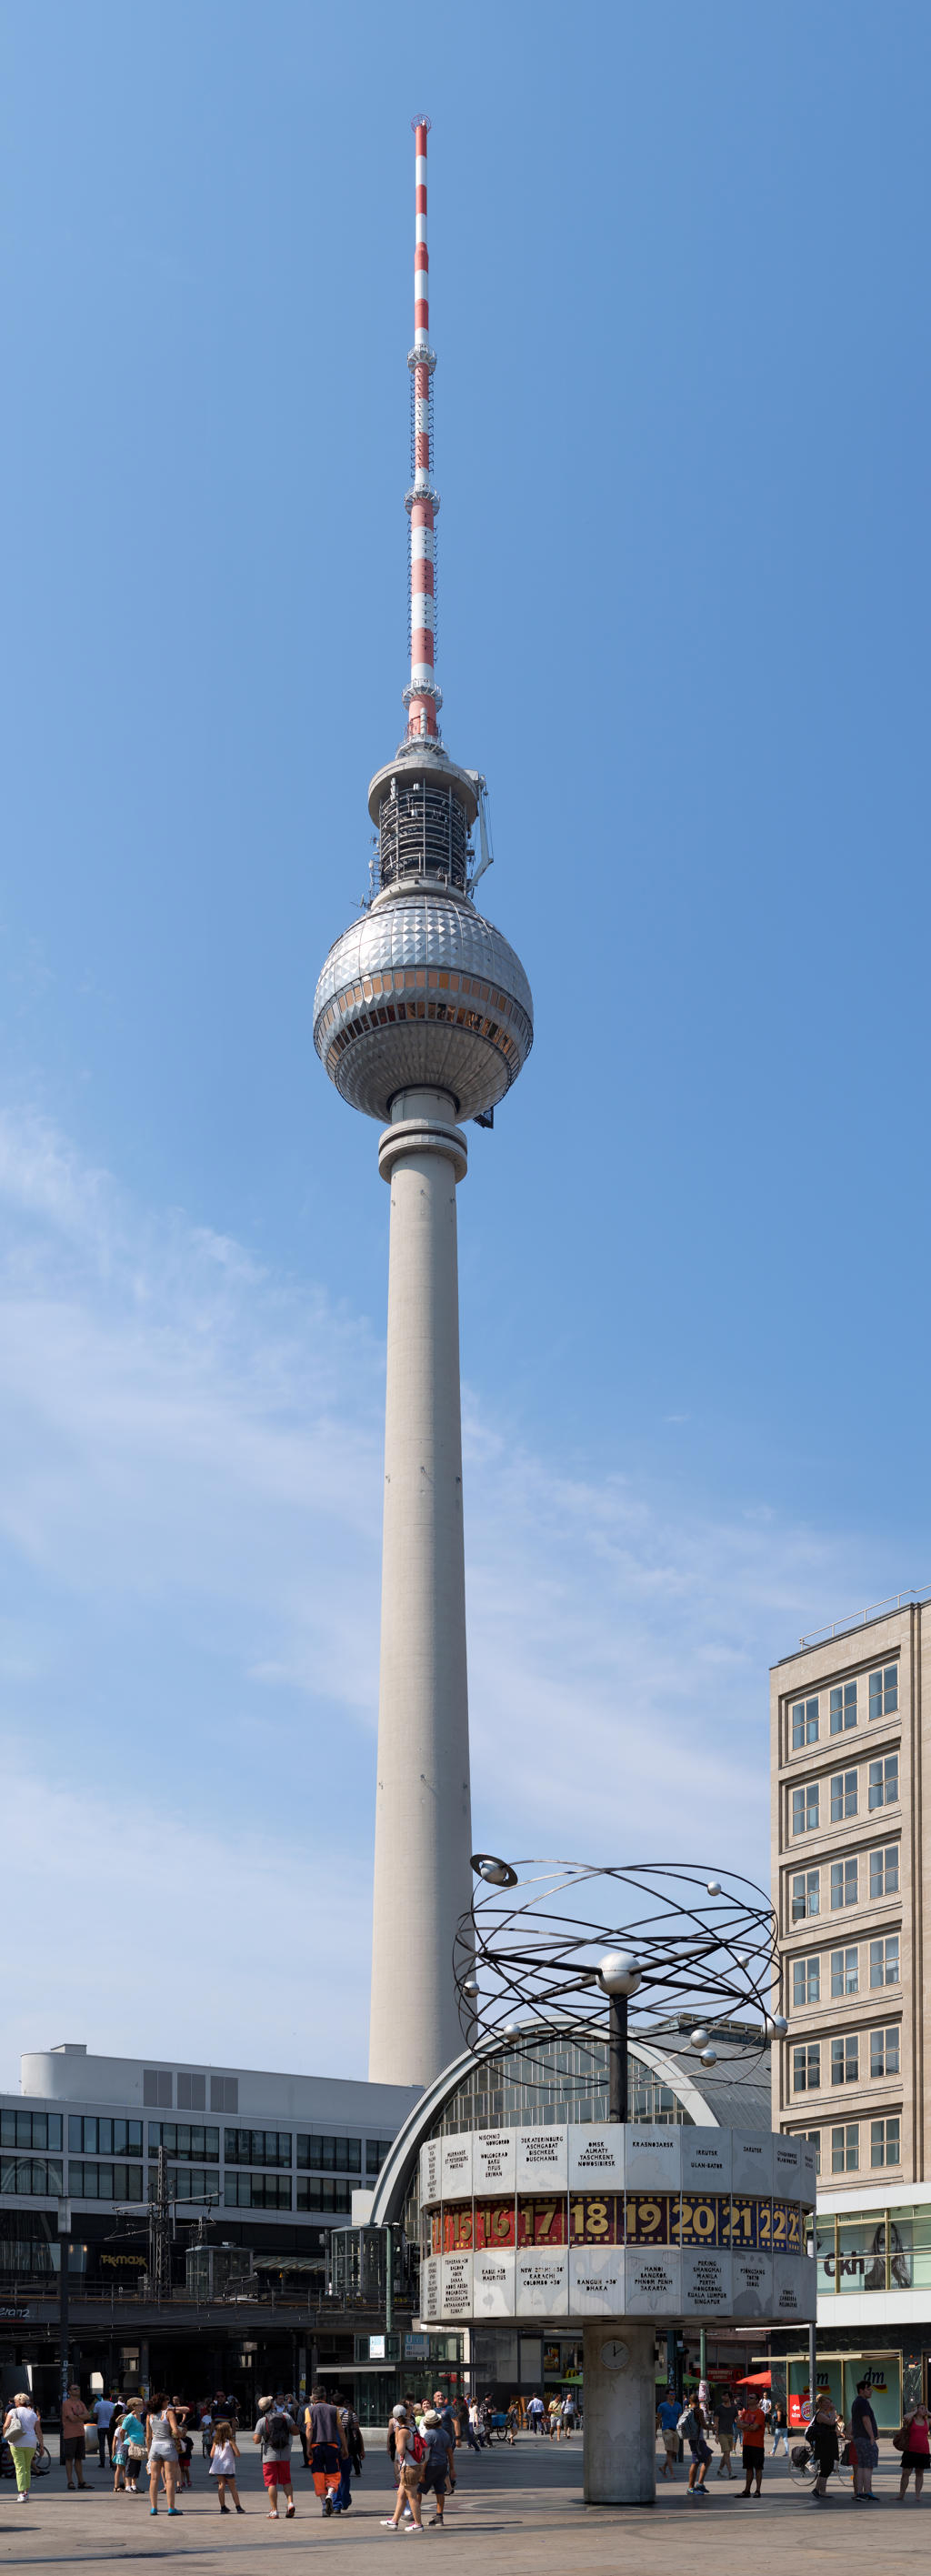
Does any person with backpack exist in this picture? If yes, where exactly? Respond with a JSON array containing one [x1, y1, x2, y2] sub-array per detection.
[[382, 2405, 425, 2532], [679, 2396, 712, 2499], [253, 2395, 296, 2521], [305, 2387, 347, 2519]]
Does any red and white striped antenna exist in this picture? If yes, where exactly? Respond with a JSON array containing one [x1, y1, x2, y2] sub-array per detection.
[[403, 116, 442, 743]]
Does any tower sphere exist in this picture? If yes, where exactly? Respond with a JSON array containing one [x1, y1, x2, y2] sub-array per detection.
[[314, 747, 533, 1124]]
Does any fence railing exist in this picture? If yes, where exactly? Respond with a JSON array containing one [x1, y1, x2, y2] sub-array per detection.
[[799, 1586, 931, 1649]]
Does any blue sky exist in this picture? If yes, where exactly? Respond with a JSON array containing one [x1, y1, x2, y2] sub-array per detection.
[[1, 0, 929, 2082]]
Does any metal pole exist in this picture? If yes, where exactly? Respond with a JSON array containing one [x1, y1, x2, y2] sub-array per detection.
[[385, 2225, 394, 2336], [808, 2319, 816, 2415], [699, 2326, 706, 2384], [57, 2199, 71, 2428], [608, 1991, 628, 2122]]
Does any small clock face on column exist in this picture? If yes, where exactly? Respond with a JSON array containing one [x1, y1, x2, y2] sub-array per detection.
[[599, 2339, 630, 2371]]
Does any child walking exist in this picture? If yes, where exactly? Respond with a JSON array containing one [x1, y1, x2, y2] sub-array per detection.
[[209, 2421, 245, 2515]]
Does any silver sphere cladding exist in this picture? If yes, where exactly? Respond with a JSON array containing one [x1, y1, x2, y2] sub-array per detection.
[[314, 887, 534, 1123]]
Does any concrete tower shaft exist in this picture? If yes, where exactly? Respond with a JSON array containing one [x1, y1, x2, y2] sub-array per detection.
[[368, 1091, 473, 2084]]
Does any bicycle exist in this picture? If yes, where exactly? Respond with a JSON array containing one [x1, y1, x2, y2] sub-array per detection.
[[787, 2434, 854, 2491]]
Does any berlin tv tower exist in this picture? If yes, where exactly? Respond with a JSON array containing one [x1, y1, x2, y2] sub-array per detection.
[[314, 121, 533, 2090]]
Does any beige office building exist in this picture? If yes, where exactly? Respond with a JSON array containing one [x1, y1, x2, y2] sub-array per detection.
[[770, 1597, 928, 2188], [770, 1596, 931, 2393]]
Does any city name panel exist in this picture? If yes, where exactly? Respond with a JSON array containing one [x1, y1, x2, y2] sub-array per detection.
[[417, 2126, 816, 2324]]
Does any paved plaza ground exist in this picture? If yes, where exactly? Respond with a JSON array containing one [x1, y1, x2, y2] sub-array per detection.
[[1, 2435, 926, 2573]]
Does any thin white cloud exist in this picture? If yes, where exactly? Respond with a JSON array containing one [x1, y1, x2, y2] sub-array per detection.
[[0, 1106, 881, 2088]]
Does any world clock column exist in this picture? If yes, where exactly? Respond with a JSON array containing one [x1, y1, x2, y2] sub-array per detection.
[[367, 1088, 475, 2089]]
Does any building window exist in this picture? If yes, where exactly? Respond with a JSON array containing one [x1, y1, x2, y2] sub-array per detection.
[[365, 2140, 391, 2177], [1, 2111, 62, 2152], [295, 2135, 362, 2174], [143, 2070, 172, 2109], [830, 1856, 858, 1909], [0, 2158, 64, 2195], [210, 2078, 238, 2114], [803, 2130, 822, 2175], [792, 1870, 820, 1922], [70, 2118, 142, 2156], [830, 1770, 857, 1823], [871, 2117, 901, 2168], [869, 1665, 898, 1719], [831, 2123, 859, 2174], [176, 2073, 206, 2111], [831, 2035, 858, 2085], [793, 2043, 821, 2092], [869, 1934, 899, 1987], [870, 2026, 900, 2079], [869, 1844, 899, 1899], [224, 2130, 292, 2170], [147, 2122, 219, 2160], [792, 1783, 820, 1835], [295, 2177, 353, 2213], [793, 1956, 821, 2008], [168, 2167, 219, 2202], [792, 1697, 819, 1749], [830, 1946, 858, 1998], [223, 2171, 292, 2210], [868, 1754, 898, 1810], [830, 1681, 857, 1735], [67, 2162, 144, 2201]]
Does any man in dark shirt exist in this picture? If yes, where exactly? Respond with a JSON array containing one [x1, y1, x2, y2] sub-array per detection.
[[305, 2388, 347, 2518], [714, 2391, 737, 2478], [851, 2381, 879, 2499]]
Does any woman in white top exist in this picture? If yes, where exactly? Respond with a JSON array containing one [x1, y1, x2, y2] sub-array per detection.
[[2, 2392, 42, 2501]]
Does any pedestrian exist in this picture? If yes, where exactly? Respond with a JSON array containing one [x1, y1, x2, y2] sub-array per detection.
[[60, 2382, 91, 2491], [92, 2391, 116, 2468], [111, 2405, 127, 2493], [200, 2402, 214, 2459], [680, 2397, 711, 2499], [771, 2398, 789, 2457], [253, 2395, 296, 2521], [736, 2392, 767, 2497], [506, 2399, 519, 2447], [526, 2391, 545, 2436], [430, 2391, 456, 2492], [713, 2387, 737, 2476], [850, 2379, 879, 2501], [335, 2401, 362, 2513], [656, 2391, 679, 2479], [209, 2419, 245, 2514], [2, 2391, 42, 2503], [561, 2392, 576, 2438], [119, 2401, 146, 2493], [897, 2397, 930, 2500], [805, 2391, 839, 2501], [145, 2393, 183, 2517], [305, 2384, 347, 2519], [383, 2403, 425, 2531], [418, 2409, 454, 2526]]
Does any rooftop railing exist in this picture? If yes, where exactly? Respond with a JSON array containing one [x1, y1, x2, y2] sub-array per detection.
[[798, 1585, 931, 1649]]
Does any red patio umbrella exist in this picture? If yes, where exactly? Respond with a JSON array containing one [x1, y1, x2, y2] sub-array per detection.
[[734, 2371, 772, 2387]]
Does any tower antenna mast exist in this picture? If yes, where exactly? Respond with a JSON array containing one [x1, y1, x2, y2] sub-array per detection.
[[405, 116, 441, 743]]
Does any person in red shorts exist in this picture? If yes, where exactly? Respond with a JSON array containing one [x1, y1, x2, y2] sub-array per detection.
[[253, 2397, 296, 2519]]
